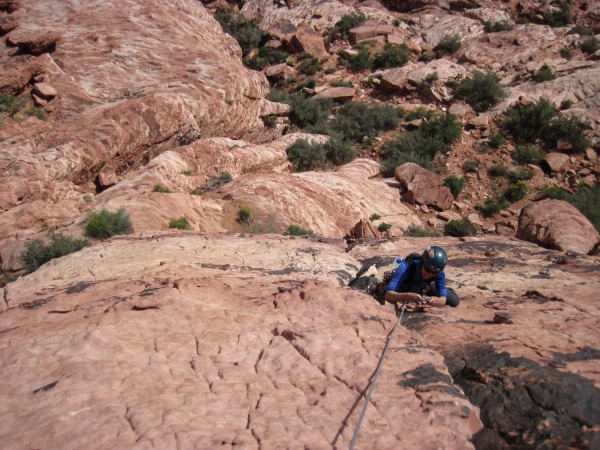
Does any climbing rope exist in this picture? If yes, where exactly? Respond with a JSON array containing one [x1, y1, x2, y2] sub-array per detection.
[[349, 302, 407, 450]]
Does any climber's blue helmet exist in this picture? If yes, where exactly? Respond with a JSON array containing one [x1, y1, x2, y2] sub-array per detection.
[[422, 246, 448, 274]]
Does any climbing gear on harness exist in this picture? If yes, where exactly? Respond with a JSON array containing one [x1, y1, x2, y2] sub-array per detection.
[[349, 302, 407, 450]]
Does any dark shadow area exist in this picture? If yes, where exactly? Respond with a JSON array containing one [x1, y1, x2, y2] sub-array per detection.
[[444, 344, 600, 449]]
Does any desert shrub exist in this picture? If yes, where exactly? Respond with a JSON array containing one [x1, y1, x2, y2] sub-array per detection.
[[347, 49, 373, 72], [153, 184, 171, 193], [378, 222, 392, 232], [513, 146, 544, 165], [330, 102, 401, 142], [507, 167, 534, 182], [244, 46, 288, 70], [192, 171, 232, 195], [462, 160, 480, 173], [488, 165, 508, 177], [22, 233, 90, 274], [274, 92, 332, 129], [544, 3, 571, 27], [214, 7, 265, 56], [545, 185, 600, 231], [444, 217, 477, 237], [287, 224, 314, 236], [503, 96, 556, 143], [484, 21, 514, 32], [0, 94, 16, 113], [323, 137, 356, 165], [286, 139, 327, 171], [331, 80, 353, 88], [326, 13, 367, 40], [403, 224, 441, 237], [372, 43, 411, 69], [580, 37, 599, 54], [433, 34, 461, 56], [444, 175, 465, 198], [298, 56, 322, 75], [238, 206, 253, 225], [488, 134, 506, 148], [454, 71, 506, 112], [560, 99, 573, 110], [419, 113, 462, 144], [405, 107, 433, 121], [425, 71, 439, 83], [543, 114, 591, 152], [369, 213, 381, 221], [560, 48, 573, 59], [85, 208, 133, 239], [169, 217, 191, 230], [476, 198, 508, 217], [263, 114, 277, 127], [324, 67, 336, 74], [568, 25, 591, 36], [533, 64, 556, 82], [504, 181, 528, 202]]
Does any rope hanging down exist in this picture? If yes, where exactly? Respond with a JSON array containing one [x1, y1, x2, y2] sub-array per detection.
[[349, 303, 407, 450]]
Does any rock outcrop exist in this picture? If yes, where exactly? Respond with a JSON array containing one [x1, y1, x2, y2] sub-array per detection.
[[394, 163, 454, 210]]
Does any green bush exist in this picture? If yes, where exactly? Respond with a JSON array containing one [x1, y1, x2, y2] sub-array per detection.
[[372, 44, 411, 69], [544, 3, 571, 27], [85, 208, 133, 239], [425, 71, 439, 83], [513, 146, 544, 165], [0, 94, 16, 114], [507, 167, 534, 182], [503, 96, 557, 143], [405, 107, 433, 121], [433, 34, 461, 56], [326, 13, 367, 40], [543, 114, 591, 152], [462, 160, 480, 173], [192, 171, 233, 195], [378, 222, 392, 232], [484, 21, 514, 32], [419, 113, 462, 145], [560, 99, 573, 110], [330, 102, 401, 143], [169, 217, 191, 230], [504, 181, 528, 202], [263, 114, 277, 128], [287, 224, 314, 236], [153, 184, 171, 193], [214, 8, 265, 56], [488, 165, 508, 177], [533, 64, 556, 82], [322, 137, 356, 165], [580, 37, 599, 54], [455, 71, 506, 112], [244, 46, 288, 70], [271, 92, 333, 129], [298, 56, 323, 75], [347, 49, 373, 72], [369, 213, 381, 221], [286, 139, 328, 172], [560, 48, 573, 59], [403, 224, 441, 237], [444, 217, 477, 237], [444, 175, 466, 198], [567, 25, 591, 36], [545, 185, 600, 231], [239, 206, 253, 225], [22, 233, 90, 274], [476, 198, 508, 217], [488, 134, 506, 148]]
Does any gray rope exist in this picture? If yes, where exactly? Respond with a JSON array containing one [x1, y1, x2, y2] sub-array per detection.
[[349, 303, 407, 450]]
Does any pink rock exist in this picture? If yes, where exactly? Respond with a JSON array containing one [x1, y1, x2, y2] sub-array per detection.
[[545, 152, 570, 173], [33, 82, 58, 98], [394, 163, 454, 210]]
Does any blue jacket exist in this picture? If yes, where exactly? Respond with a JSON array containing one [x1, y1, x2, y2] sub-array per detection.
[[386, 259, 447, 297]]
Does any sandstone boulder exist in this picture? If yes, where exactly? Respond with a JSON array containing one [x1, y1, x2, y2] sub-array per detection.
[[394, 163, 454, 210], [348, 218, 381, 239], [289, 26, 328, 58], [516, 199, 599, 254], [545, 152, 570, 173], [313, 86, 356, 101]]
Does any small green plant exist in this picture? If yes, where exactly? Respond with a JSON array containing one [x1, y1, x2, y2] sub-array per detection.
[[403, 224, 441, 237], [425, 71, 439, 83], [433, 34, 461, 56], [192, 171, 233, 195], [504, 181, 528, 202], [405, 107, 433, 121], [488, 134, 506, 148], [580, 37, 599, 54], [444, 217, 478, 237], [484, 21, 514, 32], [298, 56, 323, 75], [169, 217, 191, 230], [543, 114, 591, 152], [324, 67, 336, 75], [462, 160, 480, 173], [503, 96, 557, 143], [560, 48, 573, 59], [85, 208, 133, 239], [286, 224, 314, 236], [182, 170, 192, 176], [513, 146, 545, 165], [243, 46, 288, 70], [533, 64, 556, 82], [346, 49, 373, 72], [329, 102, 401, 143], [567, 25, 591, 36], [372, 43, 411, 69], [326, 12, 367, 40], [0, 94, 16, 114], [214, 7, 265, 56], [454, 71, 506, 112], [444, 175, 465, 198], [560, 99, 573, 110], [331, 80, 353, 88], [507, 167, 534, 182], [238, 206, 253, 226], [378, 222, 392, 233], [476, 198, 508, 217], [286, 139, 328, 172], [263, 114, 277, 128], [153, 184, 171, 193], [544, 3, 571, 27], [22, 233, 90, 274], [488, 165, 508, 177], [369, 213, 381, 221]]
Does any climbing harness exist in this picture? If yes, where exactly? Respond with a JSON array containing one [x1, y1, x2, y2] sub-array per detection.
[[349, 302, 407, 450]]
